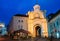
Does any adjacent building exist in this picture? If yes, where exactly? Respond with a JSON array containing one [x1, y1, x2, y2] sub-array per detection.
[[0, 23, 7, 36], [48, 10, 60, 38]]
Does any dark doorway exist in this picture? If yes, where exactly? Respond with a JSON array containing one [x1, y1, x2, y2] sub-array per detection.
[[35, 26, 41, 37]]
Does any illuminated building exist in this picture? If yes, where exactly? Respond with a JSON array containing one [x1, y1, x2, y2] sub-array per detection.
[[48, 10, 60, 38], [9, 4, 48, 38], [0, 23, 7, 36]]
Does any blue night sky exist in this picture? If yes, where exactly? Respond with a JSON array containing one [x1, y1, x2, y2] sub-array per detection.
[[0, 0, 60, 25]]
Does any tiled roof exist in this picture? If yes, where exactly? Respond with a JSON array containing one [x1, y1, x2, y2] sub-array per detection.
[[13, 29, 31, 34]]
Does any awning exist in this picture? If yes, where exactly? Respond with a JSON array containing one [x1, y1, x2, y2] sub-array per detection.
[[13, 29, 31, 34]]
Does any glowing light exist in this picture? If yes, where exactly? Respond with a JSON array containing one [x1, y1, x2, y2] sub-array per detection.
[[57, 32, 59, 38], [0, 24, 5, 27]]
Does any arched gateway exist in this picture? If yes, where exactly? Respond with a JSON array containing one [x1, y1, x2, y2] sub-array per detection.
[[35, 26, 41, 37], [33, 24, 42, 37], [28, 4, 48, 37]]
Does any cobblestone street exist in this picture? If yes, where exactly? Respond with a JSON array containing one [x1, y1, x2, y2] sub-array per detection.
[[0, 36, 60, 41]]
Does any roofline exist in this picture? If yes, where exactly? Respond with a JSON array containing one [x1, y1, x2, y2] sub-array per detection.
[[48, 10, 60, 22], [14, 14, 28, 17]]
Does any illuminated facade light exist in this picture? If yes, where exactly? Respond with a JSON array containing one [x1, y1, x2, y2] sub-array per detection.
[[57, 32, 59, 38], [0, 23, 5, 27]]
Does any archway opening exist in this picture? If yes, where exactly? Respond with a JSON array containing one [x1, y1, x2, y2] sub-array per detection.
[[35, 26, 41, 37]]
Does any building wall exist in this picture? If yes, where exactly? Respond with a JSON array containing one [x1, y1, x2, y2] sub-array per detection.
[[9, 17, 14, 33], [48, 14, 60, 38], [13, 16, 28, 31]]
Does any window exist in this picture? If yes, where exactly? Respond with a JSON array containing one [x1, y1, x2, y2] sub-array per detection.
[[54, 23, 55, 27], [0, 30, 2, 34], [57, 21, 58, 26], [21, 20, 23, 22], [18, 20, 20, 22], [50, 25, 52, 28], [58, 18, 60, 24], [50, 23, 53, 28], [18, 25, 20, 29], [21, 25, 23, 29], [18, 20, 23, 23], [50, 24, 53, 30]]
